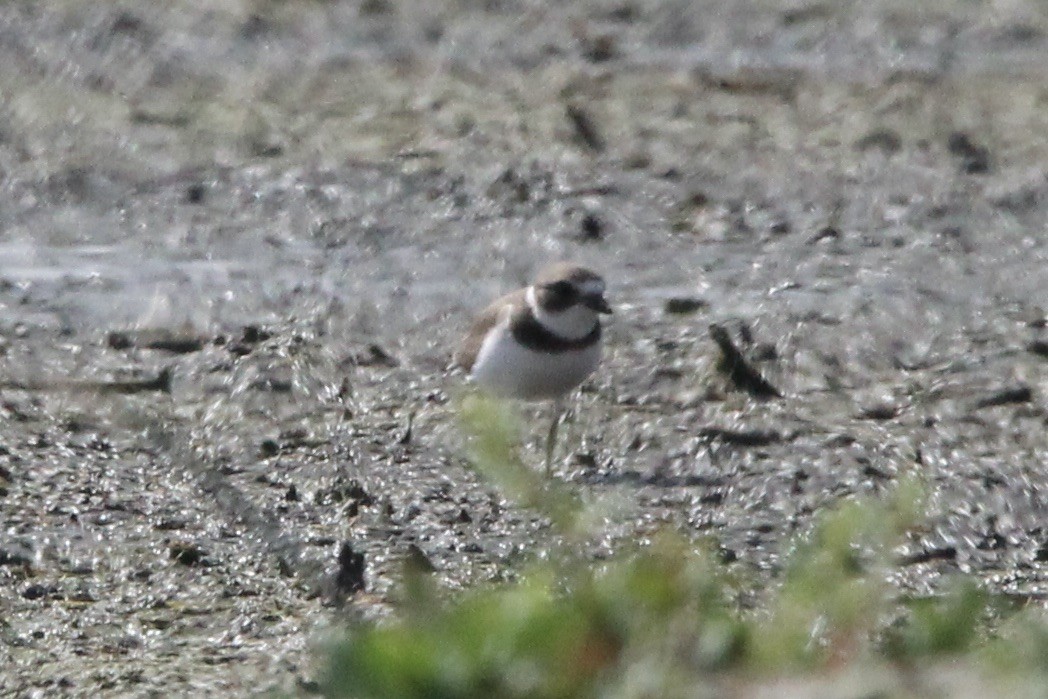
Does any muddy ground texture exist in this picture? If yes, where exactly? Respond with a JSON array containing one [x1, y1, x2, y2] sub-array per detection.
[[2, 1, 1048, 696]]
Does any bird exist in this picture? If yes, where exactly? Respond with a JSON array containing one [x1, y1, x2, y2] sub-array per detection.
[[454, 262, 612, 473]]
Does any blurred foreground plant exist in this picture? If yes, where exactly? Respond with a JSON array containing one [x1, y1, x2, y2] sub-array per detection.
[[319, 394, 1045, 698], [752, 477, 925, 669], [456, 392, 585, 537]]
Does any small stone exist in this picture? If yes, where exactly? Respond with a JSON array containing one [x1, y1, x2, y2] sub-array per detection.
[[1027, 340, 1048, 357], [751, 342, 778, 361], [154, 518, 187, 531], [240, 14, 272, 39], [685, 190, 709, 208], [608, 3, 638, 22], [359, 0, 392, 15], [240, 325, 270, 344], [110, 11, 146, 36], [565, 103, 605, 152], [335, 542, 366, 594], [582, 34, 617, 62], [579, 212, 605, 241], [22, 583, 54, 600], [169, 541, 207, 566], [809, 226, 840, 243], [854, 129, 902, 154], [663, 297, 707, 315], [356, 343, 399, 367], [249, 134, 284, 158], [899, 546, 958, 566], [622, 149, 651, 169], [259, 439, 279, 458], [858, 402, 901, 420], [972, 385, 1033, 410], [0, 546, 33, 567], [185, 183, 207, 204], [947, 132, 991, 174], [107, 332, 133, 349]]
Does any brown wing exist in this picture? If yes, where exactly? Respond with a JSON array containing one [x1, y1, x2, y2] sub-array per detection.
[[454, 290, 525, 371]]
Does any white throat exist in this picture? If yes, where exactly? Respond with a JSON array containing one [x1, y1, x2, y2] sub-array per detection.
[[525, 286, 599, 341]]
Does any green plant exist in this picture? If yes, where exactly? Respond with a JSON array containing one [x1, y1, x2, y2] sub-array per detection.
[[317, 395, 1048, 698]]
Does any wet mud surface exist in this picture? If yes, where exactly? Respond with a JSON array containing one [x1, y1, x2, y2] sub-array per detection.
[[2, 1, 1048, 695]]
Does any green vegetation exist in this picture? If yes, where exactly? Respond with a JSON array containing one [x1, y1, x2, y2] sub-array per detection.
[[320, 395, 1048, 698]]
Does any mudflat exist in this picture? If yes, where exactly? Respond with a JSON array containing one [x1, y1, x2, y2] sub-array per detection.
[[2, 1, 1048, 695]]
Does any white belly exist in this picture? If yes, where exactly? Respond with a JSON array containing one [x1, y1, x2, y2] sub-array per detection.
[[470, 324, 601, 401]]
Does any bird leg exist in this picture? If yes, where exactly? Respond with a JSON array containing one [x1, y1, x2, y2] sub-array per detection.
[[545, 398, 566, 476]]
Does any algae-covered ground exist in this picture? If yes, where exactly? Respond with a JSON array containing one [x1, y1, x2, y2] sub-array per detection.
[[2, 1, 1048, 696]]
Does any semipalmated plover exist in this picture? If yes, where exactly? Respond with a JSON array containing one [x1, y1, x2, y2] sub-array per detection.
[[455, 262, 612, 471]]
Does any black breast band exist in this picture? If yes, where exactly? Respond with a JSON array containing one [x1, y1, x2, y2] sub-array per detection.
[[509, 312, 601, 353]]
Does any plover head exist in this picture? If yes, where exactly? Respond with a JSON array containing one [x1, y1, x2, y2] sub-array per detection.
[[526, 263, 612, 341]]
